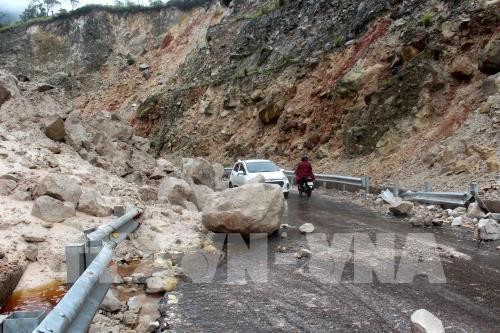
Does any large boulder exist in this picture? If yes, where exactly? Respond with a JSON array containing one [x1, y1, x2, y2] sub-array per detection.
[[44, 115, 66, 142], [410, 309, 444, 333], [0, 70, 20, 108], [34, 173, 82, 204], [192, 184, 215, 211], [64, 113, 90, 150], [181, 158, 216, 190], [158, 177, 196, 207], [78, 188, 112, 217], [201, 183, 284, 234], [31, 195, 76, 223], [212, 163, 226, 191], [479, 36, 500, 75]]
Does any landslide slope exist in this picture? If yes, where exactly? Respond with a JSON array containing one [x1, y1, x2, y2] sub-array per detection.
[[0, 0, 499, 191]]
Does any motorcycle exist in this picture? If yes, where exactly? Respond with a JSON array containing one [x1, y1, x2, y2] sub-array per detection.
[[298, 177, 315, 197]]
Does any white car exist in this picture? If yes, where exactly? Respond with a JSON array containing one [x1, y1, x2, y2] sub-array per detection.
[[229, 159, 290, 198]]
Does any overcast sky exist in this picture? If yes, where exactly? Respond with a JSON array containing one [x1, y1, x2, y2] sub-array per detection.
[[0, 0, 151, 17]]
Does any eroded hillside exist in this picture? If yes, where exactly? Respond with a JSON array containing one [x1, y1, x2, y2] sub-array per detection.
[[0, 0, 498, 192]]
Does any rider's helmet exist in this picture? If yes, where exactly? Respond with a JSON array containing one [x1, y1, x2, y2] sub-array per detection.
[[301, 156, 308, 162]]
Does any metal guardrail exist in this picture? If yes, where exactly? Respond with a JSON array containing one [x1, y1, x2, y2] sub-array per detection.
[[0, 207, 142, 333], [225, 167, 477, 207], [400, 191, 473, 207]]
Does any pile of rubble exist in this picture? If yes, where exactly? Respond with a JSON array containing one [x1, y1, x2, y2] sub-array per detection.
[[318, 187, 500, 244], [0, 69, 285, 331]]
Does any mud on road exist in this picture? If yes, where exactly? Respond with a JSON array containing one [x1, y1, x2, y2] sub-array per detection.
[[158, 192, 500, 332]]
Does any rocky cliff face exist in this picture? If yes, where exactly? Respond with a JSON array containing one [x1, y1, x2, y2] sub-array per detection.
[[0, 0, 499, 190]]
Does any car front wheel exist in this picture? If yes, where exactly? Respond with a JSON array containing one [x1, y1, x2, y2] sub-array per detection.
[[229, 182, 234, 188]]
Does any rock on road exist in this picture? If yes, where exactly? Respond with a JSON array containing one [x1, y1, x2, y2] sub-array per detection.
[[157, 192, 500, 332]]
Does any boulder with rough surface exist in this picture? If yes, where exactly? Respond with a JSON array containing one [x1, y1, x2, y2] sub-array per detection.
[[299, 223, 315, 233], [389, 201, 414, 216], [64, 113, 90, 150], [100, 289, 124, 312], [34, 173, 82, 204], [78, 188, 112, 217], [212, 162, 226, 191], [0, 70, 20, 108], [466, 202, 486, 219], [192, 184, 215, 211], [475, 219, 499, 241], [479, 36, 500, 75], [31, 195, 76, 223], [410, 309, 444, 333], [202, 183, 284, 234], [44, 115, 66, 142], [0, 179, 17, 196], [182, 157, 216, 190], [158, 177, 196, 207]]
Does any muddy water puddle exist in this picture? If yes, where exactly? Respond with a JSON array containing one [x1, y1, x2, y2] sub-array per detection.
[[0, 280, 67, 314]]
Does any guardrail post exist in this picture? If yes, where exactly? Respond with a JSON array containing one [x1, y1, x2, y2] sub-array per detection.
[[362, 176, 370, 193], [469, 182, 479, 196], [393, 180, 400, 197], [342, 184, 346, 192], [66, 243, 86, 284], [322, 181, 327, 189], [424, 181, 432, 192]]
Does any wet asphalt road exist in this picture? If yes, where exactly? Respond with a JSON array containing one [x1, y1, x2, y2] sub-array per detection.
[[161, 191, 500, 332]]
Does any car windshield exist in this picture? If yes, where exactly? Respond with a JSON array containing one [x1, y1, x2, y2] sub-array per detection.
[[246, 161, 280, 173]]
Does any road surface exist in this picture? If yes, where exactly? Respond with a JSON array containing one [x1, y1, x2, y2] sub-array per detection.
[[157, 192, 500, 332]]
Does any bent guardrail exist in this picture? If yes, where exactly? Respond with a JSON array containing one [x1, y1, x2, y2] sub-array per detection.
[[0, 207, 143, 333], [400, 191, 473, 207], [32, 207, 142, 333]]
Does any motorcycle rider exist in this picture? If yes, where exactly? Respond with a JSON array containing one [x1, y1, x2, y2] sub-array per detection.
[[295, 156, 315, 187]]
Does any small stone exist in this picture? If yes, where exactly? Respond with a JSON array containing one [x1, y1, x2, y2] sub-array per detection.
[[127, 296, 142, 313], [389, 201, 414, 216], [280, 231, 287, 238], [294, 248, 312, 258], [139, 63, 150, 71], [467, 203, 486, 219], [122, 310, 139, 327], [146, 276, 164, 294], [22, 233, 46, 243], [431, 219, 444, 227], [100, 289, 123, 312], [163, 276, 178, 292], [410, 309, 444, 333], [131, 272, 148, 284], [113, 205, 126, 217], [277, 245, 287, 253], [146, 321, 160, 332], [451, 217, 462, 226], [299, 223, 315, 233]]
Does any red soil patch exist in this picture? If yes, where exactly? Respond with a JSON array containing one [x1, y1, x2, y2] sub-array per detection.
[[161, 33, 174, 49]]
